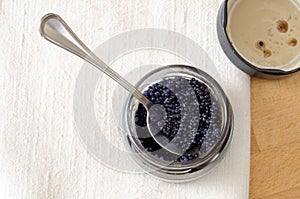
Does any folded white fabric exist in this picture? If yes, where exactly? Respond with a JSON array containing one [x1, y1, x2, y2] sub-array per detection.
[[0, 0, 250, 198]]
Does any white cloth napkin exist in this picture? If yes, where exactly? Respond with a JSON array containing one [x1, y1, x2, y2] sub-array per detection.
[[0, 0, 250, 198]]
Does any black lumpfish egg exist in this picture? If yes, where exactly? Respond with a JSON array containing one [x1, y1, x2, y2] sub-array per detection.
[[134, 76, 222, 164]]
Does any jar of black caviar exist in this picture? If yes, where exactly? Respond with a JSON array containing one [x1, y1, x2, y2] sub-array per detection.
[[122, 65, 233, 182]]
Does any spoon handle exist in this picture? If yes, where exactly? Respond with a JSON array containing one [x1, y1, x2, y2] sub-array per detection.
[[39, 13, 151, 108]]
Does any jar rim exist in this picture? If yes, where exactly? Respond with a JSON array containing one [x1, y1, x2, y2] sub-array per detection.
[[122, 64, 234, 181]]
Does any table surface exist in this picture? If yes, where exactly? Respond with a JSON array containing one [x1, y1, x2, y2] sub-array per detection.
[[5, 0, 300, 195], [250, 74, 300, 198]]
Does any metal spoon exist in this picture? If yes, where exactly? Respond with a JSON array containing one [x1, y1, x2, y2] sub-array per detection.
[[39, 13, 184, 155]]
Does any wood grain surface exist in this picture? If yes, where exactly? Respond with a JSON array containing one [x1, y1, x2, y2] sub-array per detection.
[[250, 74, 300, 199]]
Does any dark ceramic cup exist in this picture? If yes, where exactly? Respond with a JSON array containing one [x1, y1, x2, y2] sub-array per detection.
[[217, 0, 300, 79]]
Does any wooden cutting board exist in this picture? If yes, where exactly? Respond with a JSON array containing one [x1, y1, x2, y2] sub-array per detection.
[[250, 73, 300, 198]]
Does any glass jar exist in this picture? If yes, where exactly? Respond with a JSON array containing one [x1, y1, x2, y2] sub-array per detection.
[[122, 65, 233, 182]]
